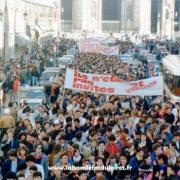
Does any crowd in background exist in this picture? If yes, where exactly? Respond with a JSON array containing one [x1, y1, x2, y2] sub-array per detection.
[[0, 35, 179, 180]]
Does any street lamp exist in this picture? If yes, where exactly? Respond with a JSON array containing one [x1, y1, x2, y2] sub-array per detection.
[[23, 11, 28, 39], [175, 11, 178, 18], [23, 11, 28, 21], [49, 16, 52, 30], [23, 11, 29, 72], [49, 16, 52, 21], [61, 7, 64, 32], [157, 13, 161, 33], [174, 11, 178, 31], [170, 10, 173, 42], [118, 10, 121, 33], [0, 10, 3, 21], [170, 10, 179, 41], [0, 10, 3, 60]]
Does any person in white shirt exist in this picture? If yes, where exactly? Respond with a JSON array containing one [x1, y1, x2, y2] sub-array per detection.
[[172, 102, 180, 123], [0, 81, 4, 107], [18, 106, 39, 127], [129, 111, 139, 128], [25, 155, 44, 180]]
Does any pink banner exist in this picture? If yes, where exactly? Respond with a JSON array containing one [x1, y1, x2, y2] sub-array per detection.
[[80, 37, 119, 56]]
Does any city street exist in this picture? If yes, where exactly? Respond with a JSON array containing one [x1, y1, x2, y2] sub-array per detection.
[[0, 0, 180, 180]]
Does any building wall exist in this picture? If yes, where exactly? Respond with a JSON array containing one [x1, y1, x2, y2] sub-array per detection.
[[88, 0, 102, 32], [151, 0, 158, 33], [72, 0, 82, 31], [102, 0, 176, 35], [4, 1, 9, 61], [161, 0, 175, 38], [60, 0, 178, 35], [0, 0, 59, 61], [8, 0, 16, 59], [72, 0, 101, 33], [151, 0, 178, 38], [139, 0, 151, 34], [0, 0, 178, 60], [18, 0, 57, 34], [174, 0, 180, 32], [62, 0, 72, 21], [2, 0, 16, 61], [102, 0, 119, 20], [0, 0, 4, 58]]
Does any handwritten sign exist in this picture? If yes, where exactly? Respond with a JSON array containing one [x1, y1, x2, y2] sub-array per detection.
[[64, 69, 163, 96]]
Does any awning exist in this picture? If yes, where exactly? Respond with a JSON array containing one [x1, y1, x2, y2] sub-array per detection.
[[15, 33, 30, 47], [39, 31, 55, 43], [25, 0, 54, 7], [31, 25, 44, 34]]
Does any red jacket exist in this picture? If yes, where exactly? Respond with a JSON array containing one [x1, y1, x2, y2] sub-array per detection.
[[13, 79, 20, 92], [105, 142, 118, 155]]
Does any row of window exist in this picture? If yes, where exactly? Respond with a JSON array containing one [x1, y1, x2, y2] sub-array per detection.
[[61, 0, 134, 21]]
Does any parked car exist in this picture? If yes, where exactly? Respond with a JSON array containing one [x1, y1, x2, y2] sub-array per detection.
[[67, 49, 78, 56], [63, 55, 75, 61], [58, 57, 73, 66], [40, 67, 66, 85], [119, 53, 134, 61], [18, 86, 45, 108]]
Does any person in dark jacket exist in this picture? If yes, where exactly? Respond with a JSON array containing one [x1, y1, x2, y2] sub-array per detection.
[[2, 149, 24, 178], [65, 124, 76, 142], [41, 136, 53, 155], [4, 171, 16, 180], [129, 148, 144, 180], [1, 128, 19, 156], [163, 107, 175, 124], [118, 153, 131, 180], [167, 165, 179, 180], [16, 162, 27, 177]]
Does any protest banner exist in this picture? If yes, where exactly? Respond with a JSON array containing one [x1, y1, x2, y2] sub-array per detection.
[[64, 69, 163, 96], [79, 37, 119, 56]]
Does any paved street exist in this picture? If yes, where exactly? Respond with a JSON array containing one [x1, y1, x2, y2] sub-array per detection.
[[0, 0, 180, 180]]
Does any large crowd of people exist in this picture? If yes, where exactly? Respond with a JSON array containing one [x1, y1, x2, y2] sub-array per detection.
[[0, 35, 179, 180]]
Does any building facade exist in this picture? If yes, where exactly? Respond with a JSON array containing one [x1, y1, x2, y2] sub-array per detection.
[[0, 0, 179, 62], [61, 0, 179, 38], [0, 0, 60, 61]]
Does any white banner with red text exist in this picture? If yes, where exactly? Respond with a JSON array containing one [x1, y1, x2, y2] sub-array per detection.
[[79, 37, 119, 56], [64, 69, 163, 96]]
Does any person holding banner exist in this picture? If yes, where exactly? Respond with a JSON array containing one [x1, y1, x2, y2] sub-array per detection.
[[0, 37, 180, 180]]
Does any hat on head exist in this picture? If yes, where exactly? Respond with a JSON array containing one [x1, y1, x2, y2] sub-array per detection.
[[4, 108, 10, 114], [54, 119, 60, 125]]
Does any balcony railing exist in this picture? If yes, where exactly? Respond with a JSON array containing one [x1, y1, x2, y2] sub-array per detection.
[[102, 21, 121, 32], [102, 20, 139, 33], [60, 20, 140, 33], [61, 20, 72, 32]]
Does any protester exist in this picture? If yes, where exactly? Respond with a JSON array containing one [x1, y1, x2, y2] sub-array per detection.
[[1, 149, 23, 178], [0, 36, 179, 180], [25, 154, 45, 180]]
